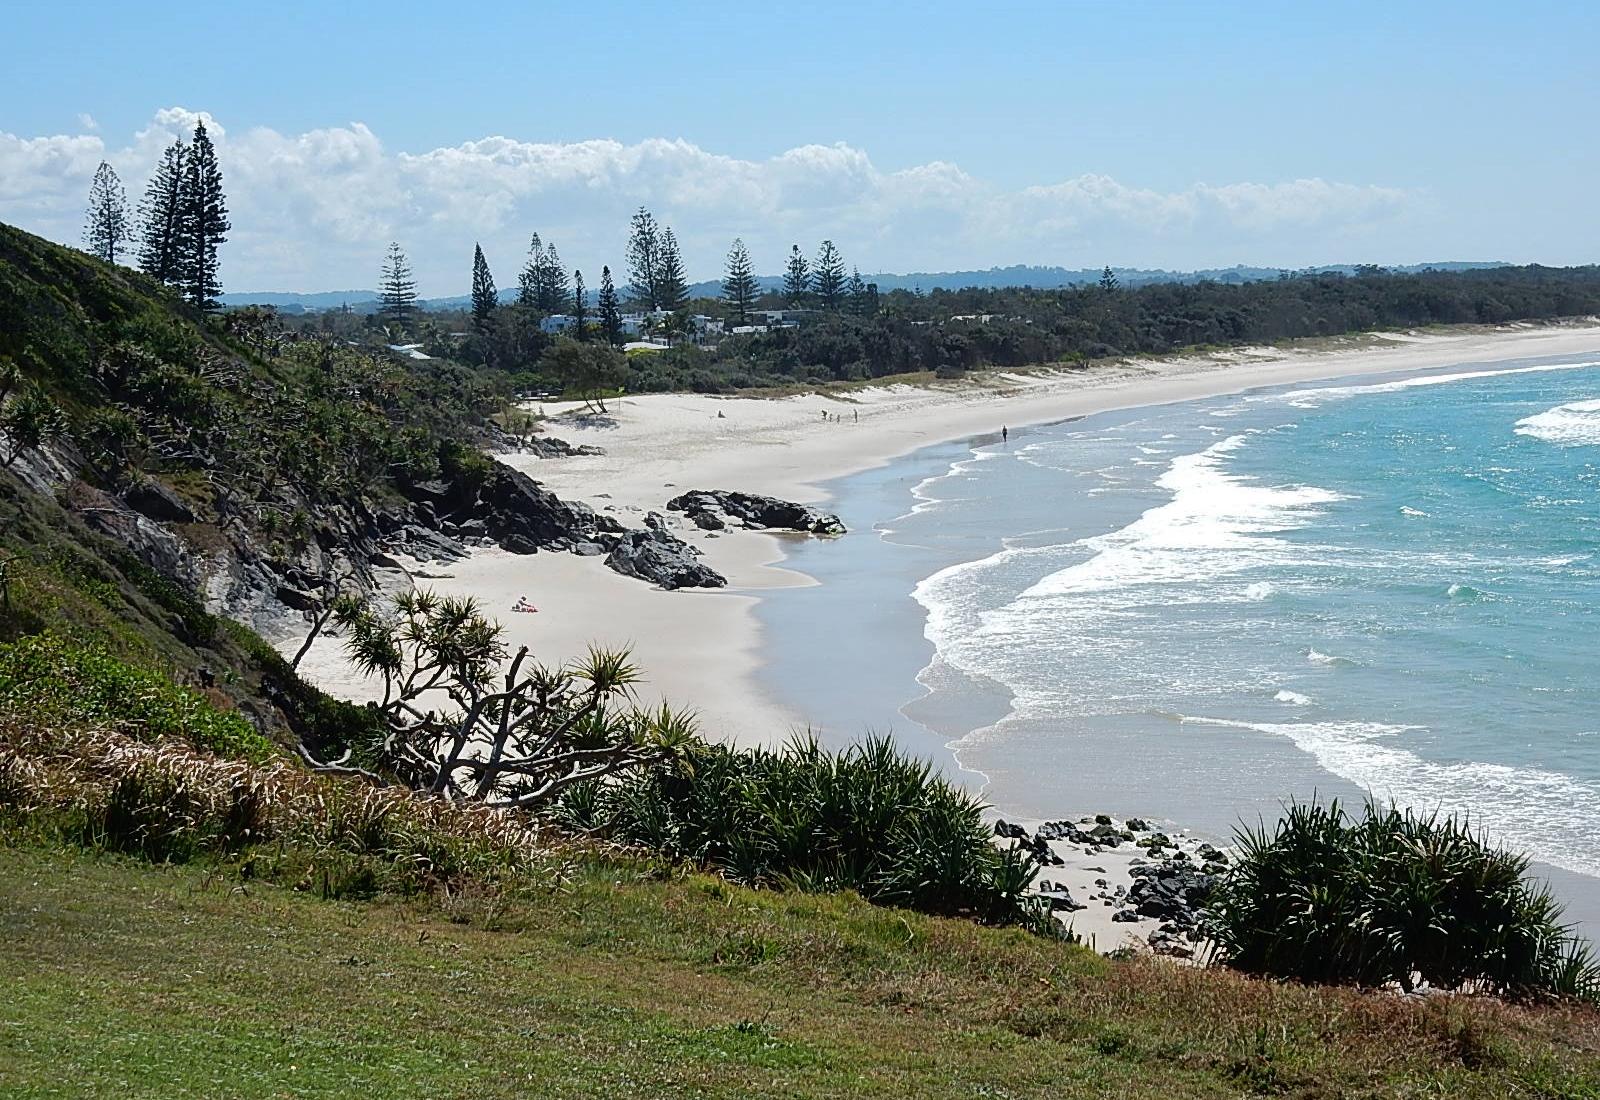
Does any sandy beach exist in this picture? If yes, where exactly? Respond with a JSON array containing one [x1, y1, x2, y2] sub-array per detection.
[[282, 321, 1600, 948], [292, 322, 1600, 745]]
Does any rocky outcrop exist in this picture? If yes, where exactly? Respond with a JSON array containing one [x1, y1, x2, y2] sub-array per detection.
[[605, 528, 727, 590], [483, 422, 605, 459], [666, 490, 846, 537], [123, 478, 196, 524], [523, 435, 605, 459], [474, 464, 623, 552], [388, 463, 622, 562]]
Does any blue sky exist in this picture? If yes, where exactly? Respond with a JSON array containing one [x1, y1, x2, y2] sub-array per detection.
[[3, 1, 1596, 293]]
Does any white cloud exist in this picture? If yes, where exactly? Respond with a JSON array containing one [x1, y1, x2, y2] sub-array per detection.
[[0, 108, 1421, 294], [77, 113, 99, 132]]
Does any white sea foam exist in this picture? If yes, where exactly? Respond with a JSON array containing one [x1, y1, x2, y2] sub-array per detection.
[[1399, 506, 1429, 517], [1016, 434, 1343, 599], [1277, 359, 1600, 408], [1273, 690, 1313, 706], [1177, 715, 1600, 877], [1307, 648, 1354, 666], [1515, 397, 1600, 446]]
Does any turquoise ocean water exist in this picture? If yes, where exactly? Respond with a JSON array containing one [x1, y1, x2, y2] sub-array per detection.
[[757, 352, 1600, 923]]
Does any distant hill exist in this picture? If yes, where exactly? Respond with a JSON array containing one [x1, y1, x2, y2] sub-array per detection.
[[224, 260, 1510, 313]]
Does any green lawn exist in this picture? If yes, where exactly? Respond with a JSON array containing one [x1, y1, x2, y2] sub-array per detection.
[[3, 845, 1598, 1099]]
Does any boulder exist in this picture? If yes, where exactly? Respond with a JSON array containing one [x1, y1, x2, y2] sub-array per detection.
[[123, 479, 196, 524], [477, 464, 623, 551], [275, 585, 320, 612], [666, 489, 846, 537], [523, 435, 605, 459], [605, 529, 727, 590]]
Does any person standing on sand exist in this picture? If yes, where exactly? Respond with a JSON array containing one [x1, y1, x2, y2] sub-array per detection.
[[1002, 425, 1008, 442]]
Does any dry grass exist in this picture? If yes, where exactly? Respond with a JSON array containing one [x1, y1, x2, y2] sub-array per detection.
[[4, 720, 1600, 1097], [0, 719, 571, 894]]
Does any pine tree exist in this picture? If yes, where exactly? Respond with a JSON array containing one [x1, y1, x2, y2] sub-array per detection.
[[721, 238, 757, 324], [571, 269, 588, 340], [598, 265, 623, 347], [179, 121, 229, 310], [626, 207, 660, 308], [847, 267, 868, 315], [656, 228, 688, 312], [537, 244, 569, 313], [137, 140, 187, 286], [517, 233, 543, 308], [379, 242, 418, 327], [83, 161, 129, 264], [782, 245, 810, 305], [1100, 265, 1120, 291], [814, 240, 846, 311], [471, 244, 497, 328]]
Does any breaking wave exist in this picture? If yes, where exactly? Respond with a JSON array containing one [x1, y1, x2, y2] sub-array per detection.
[[1515, 398, 1600, 446]]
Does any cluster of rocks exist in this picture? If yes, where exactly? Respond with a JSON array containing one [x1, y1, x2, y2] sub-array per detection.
[[665, 490, 847, 537], [483, 422, 606, 459], [995, 814, 1230, 959], [521, 435, 606, 459], [605, 526, 726, 589], [391, 464, 727, 591]]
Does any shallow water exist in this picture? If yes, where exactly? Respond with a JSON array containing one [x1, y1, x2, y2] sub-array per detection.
[[757, 352, 1600, 929]]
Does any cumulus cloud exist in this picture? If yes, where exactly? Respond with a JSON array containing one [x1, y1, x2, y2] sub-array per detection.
[[0, 109, 1420, 294]]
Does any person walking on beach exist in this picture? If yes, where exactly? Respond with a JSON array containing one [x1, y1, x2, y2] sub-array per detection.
[[1002, 425, 1008, 442]]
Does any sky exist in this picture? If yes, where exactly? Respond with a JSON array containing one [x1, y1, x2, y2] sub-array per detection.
[[2, 0, 1596, 295]]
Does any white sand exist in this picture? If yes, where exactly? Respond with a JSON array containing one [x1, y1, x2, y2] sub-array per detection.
[[291, 322, 1600, 747]]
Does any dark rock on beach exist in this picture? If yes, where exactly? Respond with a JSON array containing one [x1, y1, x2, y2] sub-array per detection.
[[523, 435, 605, 459], [475, 464, 623, 551], [606, 528, 727, 590], [666, 489, 846, 536]]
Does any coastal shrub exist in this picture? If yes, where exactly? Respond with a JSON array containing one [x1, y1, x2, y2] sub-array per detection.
[[566, 733, 1061, 932], [0, 720, 564, 893], [1209, 799, 1600, 1002], [0, 632, 274, 762]]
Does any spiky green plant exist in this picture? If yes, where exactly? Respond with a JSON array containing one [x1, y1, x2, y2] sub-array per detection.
[[1209, 799, 1600, 1003], [563, 733, 1055, 929]]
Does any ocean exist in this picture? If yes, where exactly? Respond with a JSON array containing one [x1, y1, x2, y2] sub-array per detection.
[[756, 351, 1600, 926]]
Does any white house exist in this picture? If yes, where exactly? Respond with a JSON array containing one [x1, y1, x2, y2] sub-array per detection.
[[690, 315, 726, 339], [540, 314, 577, 334]]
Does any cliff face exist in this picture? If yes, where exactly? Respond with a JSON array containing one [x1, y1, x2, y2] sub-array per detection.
[[0, 221, 724, 696]]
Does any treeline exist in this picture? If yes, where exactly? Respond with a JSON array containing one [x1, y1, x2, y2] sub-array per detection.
[[624, 263, 1600, 391], [81, 122, 230, 310], [280, 198, 1600, 399]]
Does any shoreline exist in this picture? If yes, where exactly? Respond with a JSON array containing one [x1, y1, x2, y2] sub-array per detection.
[[283, 320, 1600, 945], [294, 321, 1600, 747]]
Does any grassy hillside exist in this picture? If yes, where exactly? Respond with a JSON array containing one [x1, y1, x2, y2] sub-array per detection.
[[4, 223, 1600, 1098], [3, 843, 1598, 1099], [0, 220, 509, 751]]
